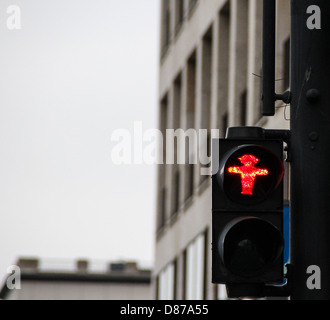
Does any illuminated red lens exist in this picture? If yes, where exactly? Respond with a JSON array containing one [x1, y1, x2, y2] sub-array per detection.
[[228, 154, 269, 195]]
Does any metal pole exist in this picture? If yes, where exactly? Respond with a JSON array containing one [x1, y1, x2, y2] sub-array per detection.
[[290, 0, 330, 300]]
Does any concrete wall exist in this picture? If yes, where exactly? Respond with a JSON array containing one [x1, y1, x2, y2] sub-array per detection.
[[6, 281, 152, 300]]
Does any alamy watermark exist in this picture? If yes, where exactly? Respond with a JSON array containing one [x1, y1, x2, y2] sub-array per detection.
[[306, 265, 321, 290], [0, 4, 21, 30], [6, 265, 21, 290], [307, 5, 321, 30], [110, 121, 221, 176]]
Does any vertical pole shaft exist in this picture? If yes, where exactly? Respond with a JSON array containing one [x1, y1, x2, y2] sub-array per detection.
[[290, 0, 330, 299], [262, 0, 276, 116]]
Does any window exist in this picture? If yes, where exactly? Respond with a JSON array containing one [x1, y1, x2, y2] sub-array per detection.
[[230, 0, 248, 126], [172, 170, 180, 216], [160, 95, 168, 165], [157, 262, 176, 300], [217, 285, 228, 300], [171, 74, 182, 217], [175, 0, 185, 35], [217, 3, 230, 132], [182, 250, 187, 299], [186, 164, 194, 201], [188, 0, 198, 17], [200, 26, 213, 185], [240, 90, 247, 126], [185, 233, 206, 300], [184, 51, 197, 202], [200, 26, 212, 131], [257, 68, 263, 122], [161, 0, 171, 58], [158, 187, 167, 231], [157, 95, 168, 232]]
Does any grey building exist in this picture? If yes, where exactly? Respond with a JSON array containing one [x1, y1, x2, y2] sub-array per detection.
[[154, 0, 290, 300], [0, 258, 152, 300]]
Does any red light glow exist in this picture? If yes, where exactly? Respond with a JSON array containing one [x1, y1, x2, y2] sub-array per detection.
[[228, 154, 269, 195]]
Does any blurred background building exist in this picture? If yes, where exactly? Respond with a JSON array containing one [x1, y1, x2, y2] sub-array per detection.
[[154, 0, 290, 300], [0, 258, 152, 300]]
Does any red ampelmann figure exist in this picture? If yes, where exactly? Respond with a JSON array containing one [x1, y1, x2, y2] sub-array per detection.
[[228, 154, 269, 195]]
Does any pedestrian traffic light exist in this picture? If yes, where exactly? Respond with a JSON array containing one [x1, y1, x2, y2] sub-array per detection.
[[212, 135, 285, 296]]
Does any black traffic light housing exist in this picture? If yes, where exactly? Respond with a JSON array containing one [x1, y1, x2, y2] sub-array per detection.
[[212, 127, 288, 297]]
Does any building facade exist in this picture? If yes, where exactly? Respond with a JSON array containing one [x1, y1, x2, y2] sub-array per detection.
[[154, 0, 290, 300], [0, 258, 152, 300]]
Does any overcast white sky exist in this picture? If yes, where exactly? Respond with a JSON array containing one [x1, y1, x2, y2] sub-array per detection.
[[0, 0, 160, 281]]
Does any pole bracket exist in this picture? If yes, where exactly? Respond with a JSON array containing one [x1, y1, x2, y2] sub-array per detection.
[[275, 91, 292, 104]]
